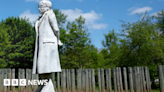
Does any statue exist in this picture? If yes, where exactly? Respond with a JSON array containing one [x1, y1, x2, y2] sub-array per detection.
[[32, 0, 63, 91]]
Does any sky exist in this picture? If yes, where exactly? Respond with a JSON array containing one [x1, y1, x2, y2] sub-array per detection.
[[0, 0, 163, 49]]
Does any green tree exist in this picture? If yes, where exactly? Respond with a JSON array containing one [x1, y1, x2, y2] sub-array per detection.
[[101, 29, 120, 68], [0, 24, 11, 68], [155, 10, 164, 34], [61, 16, 92, 69], [53, 9, 68, 29], [119, 13, 164, 88], [0, 17, 35, 69], [119, 13, 164, 66], [88, 45, 104, 68]]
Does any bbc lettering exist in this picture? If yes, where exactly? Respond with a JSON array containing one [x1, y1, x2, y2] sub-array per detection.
[[4, 79, 48, 86]]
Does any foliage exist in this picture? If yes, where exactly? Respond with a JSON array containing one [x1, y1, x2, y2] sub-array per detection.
[[0, 17, 35, 69], [100, 12, 164, 88], [101, 29, 120, 68], [60, 16, 93, 69], [53, 9, 68, 29], [1, 9, 164, 88], [0, 24, 11, 68], [155, 10, 164, 34], [118, 13, 164, 66]]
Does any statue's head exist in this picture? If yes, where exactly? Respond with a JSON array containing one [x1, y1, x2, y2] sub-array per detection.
[[39, 0, 52, 14]]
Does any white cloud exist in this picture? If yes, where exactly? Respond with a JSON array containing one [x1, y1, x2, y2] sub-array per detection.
[[19, 10, 40, 23], [150, 12, 158, 16], [128, 6, 152, 15], [19, 8, 107, 30], [61, 8, 108, 30], [26, 0, 41, 2], [150, 11, 162, 16], [91, 23, 108, 30], [127, 7, 136, 11]]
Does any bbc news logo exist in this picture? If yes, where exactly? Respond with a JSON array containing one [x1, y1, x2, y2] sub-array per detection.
[[4, 79, 48, 86]]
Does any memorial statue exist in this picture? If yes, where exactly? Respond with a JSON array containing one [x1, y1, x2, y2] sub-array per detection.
[[32, 0, 63, 91]]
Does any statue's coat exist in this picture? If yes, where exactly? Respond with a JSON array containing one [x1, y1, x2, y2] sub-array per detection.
[[32, 10, 61, 74]]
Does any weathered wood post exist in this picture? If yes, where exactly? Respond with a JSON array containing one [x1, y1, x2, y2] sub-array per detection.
[[61, 69, 66, 92], [128, 67, 134, 92], [147, 67, 152, 92], [91, 69, 96, 92], [18, 69, 21, 92], [11, 69, 15, 92], [69, 69, 71, 90], [88, 69, 92, 92], [139, 67, 143, 92], [137, 67, 141, 92], [77, 69, 81, 92], [64, 69, 67, 92], [71, 69, 75, 92], [113, 68, 117, 92], [106, 68, 109, 92], [101, 68, 105, 92], [26, 69, 29, 92], [61, 69, 63, 92], [132, 67, 137, 92], [134, 67, 139, 92], [57, 72, 60, 92], [116, 67, 120, 92], [119, 67, 123, 92], [109, 68, 112, 92], [66, 69, 69, 92], [141, 67, 146, 92], [132, 67, 135, 92], [26, 69, 32, 92], [145, 67, 149, 92], [7, 68, 11, 92], [97, 68, 101, 92], [82, 69, 85, 91], [123, 67, 128, 92], [85, 69, 89, 92], [32, 72, 38, 92], [106, 68, 112, 92], [0, 69, 3, 92], [51, 72, 56, 90], [158, 65, 164, 92], [4, 69, 7, 92], [22, 69, 25, 92], [145, 67, 151, 92]]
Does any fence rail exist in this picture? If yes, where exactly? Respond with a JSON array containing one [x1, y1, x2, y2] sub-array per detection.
[[0, 65, 163, 92]]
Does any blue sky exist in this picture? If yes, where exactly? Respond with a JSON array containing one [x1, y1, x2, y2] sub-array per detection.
[[0, 0, 163, 49]]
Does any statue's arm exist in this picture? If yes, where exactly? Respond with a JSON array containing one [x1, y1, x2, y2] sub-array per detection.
[[48, 12, 60, 43]]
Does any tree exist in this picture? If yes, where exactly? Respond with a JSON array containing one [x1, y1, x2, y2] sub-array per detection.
[[119, 13, 164, 88], [53, 9, 68, 29], [119, 13, 164, 66], [155, 10, 164, 34], [101, 29, 120, 68], [60, 16, 92, 69], [0, 24, 11, 68], [0, 17, 35, 69]]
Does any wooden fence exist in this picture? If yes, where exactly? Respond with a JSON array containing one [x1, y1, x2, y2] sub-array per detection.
[[0, 65, 163, 92]]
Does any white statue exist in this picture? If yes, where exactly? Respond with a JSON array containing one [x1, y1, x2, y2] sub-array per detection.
[[32, 0, 63, 91]]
